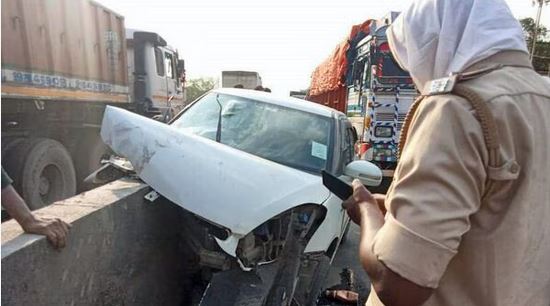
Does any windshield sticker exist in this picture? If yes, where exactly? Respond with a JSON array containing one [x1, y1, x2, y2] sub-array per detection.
[[311, 141, 327, 160]]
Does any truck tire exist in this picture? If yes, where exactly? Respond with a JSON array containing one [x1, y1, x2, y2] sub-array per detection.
[[74, 131, 111, 192], [1, 137, 25, 157], [19, 138, 76, 210], [2, 138, 38, 192]]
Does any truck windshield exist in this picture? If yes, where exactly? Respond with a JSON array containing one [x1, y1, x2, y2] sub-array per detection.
[[376, 53, 411, 84], [172, 93, 333, 173]]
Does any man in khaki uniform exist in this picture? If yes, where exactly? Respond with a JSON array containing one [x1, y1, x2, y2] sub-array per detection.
[[343, 0, 550, 305]]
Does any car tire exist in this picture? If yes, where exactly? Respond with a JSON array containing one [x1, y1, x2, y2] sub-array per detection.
[[19, 138, 76, 210]]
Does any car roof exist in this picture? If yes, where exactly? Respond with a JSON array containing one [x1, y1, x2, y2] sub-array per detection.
[[211, 88, 344, 118]]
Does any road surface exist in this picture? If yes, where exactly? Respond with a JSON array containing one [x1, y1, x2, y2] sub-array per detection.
[[322, 222, 371, 303]]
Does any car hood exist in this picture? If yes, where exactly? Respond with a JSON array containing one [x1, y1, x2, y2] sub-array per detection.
[[100, 106, 331, 236]]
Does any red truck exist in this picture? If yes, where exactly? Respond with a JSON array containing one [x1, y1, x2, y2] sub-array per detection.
[[307, 13, 417, 192]]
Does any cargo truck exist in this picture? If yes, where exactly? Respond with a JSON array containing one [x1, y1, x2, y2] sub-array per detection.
[[221, 71, 262, 89], [1, 0, 186, 210], [349, 13, 416, 191], [308, 13, 417, 192]]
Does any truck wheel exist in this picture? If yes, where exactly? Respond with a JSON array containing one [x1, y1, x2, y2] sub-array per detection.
[[19, 139, 76, 210], [2, 138, 38, 192], [74, 131, 111, 192], [1, 137, 25, 157]]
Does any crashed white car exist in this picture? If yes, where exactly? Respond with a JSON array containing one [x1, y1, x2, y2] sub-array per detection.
[[100, 88, 381, 305]]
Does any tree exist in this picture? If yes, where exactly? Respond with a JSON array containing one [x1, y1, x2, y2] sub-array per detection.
[[185, 77, 216, 103], [520, 17, 547, 41], [520, 17, 550, 74]]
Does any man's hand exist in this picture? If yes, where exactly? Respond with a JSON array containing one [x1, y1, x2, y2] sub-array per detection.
[[2, 184, 72, 249], [342, 180, 385, 225], [20, 216, 72, 249]]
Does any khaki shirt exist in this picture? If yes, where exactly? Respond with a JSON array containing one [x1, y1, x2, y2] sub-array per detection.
[[367, 51, 550, 306]]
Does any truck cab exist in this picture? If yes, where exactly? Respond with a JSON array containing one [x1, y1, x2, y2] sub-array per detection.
[[126, 29, 185, 120], [347, 13, 417, 190]]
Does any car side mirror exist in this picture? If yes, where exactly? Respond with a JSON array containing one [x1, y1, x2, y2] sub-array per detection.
[[343, 160, 382, 186]]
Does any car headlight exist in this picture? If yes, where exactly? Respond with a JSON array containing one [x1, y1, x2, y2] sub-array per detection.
[[375, 126, 393, 138]]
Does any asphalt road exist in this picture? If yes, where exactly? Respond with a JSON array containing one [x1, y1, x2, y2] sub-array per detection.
[[322, 222, 371, 301]]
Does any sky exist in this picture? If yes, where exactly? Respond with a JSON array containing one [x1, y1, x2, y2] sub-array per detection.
[[97, 0, 550, 95]]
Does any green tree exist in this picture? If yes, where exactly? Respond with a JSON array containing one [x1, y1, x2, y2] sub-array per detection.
[[520, 17, 547, 41], [185, 77, 216, 103], [520, 17, 550, 74]]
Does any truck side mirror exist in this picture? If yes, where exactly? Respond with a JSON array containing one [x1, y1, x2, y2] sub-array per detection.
[[343, 160, 382, 186], [177, 59, 185, 77]]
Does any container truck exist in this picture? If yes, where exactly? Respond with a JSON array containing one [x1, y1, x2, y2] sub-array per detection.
[[307, 12, 417, 192], [221, 71, 262, 89], [1, 0, 186, 210]]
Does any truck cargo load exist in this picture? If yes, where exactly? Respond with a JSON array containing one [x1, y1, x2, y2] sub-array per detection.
[[307, 20, 373, 113], [1, 0, 129, 103]]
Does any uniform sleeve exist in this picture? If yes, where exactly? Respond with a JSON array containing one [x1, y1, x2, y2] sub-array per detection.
[[372, 95, 488, 288]]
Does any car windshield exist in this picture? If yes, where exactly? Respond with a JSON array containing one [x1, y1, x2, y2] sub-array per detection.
[[172, 93, 333, 173]]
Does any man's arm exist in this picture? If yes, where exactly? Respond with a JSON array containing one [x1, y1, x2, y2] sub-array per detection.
[[2, 185, 71, 248], [345, 180, 433, 306]]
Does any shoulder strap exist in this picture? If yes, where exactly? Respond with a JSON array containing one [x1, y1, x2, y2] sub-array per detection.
[[398, 84, 501, 169]]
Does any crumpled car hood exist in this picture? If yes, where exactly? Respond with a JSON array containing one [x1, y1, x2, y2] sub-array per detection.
[[100, 106, 331, 236]]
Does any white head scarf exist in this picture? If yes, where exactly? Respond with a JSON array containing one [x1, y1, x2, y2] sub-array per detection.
[[387, 0, 528, 93]]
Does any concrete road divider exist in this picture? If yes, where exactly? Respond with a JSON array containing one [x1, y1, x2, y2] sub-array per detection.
[[2, 178, 189, 306]]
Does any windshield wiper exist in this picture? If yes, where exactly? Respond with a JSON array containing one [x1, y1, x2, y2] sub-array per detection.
[[215, 94, 223, 143]]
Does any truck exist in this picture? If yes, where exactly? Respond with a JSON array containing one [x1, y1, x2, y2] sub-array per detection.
[[307, 12, 417, 192], [221, 70, 262, 89], [1, 0, 186, 210]]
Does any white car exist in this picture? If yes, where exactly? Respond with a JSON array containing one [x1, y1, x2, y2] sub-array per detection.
[[100, 88, 382, 305]]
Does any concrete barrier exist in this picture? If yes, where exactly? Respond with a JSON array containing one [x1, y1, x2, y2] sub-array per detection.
[[2, 178, 190, 306]]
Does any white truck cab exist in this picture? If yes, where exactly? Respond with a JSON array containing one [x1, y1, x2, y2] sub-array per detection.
[[126, 29, 186, 120]]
